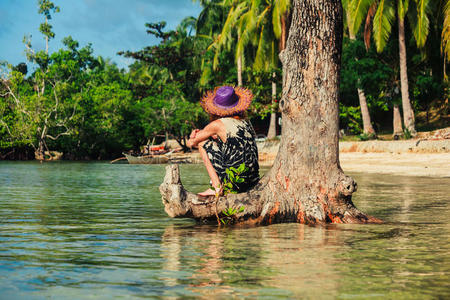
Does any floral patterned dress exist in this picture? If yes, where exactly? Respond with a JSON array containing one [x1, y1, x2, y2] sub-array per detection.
[[203, 117, 260, 192]]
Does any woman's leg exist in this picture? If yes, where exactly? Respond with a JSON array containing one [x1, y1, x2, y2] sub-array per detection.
[[198, 141, 221, 196]]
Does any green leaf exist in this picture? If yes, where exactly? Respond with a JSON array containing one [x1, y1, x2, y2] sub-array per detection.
[[372, 0, 395, 52], [443, 0, 450, 62], [408, 0, 430, 48], [349, 0, 375, 36], [225, 168, 234, 180]]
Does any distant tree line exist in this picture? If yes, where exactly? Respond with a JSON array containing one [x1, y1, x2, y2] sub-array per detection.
[[1, 0, 448, 160]]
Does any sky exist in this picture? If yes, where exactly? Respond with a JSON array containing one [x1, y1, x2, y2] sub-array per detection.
[[0, 0, 202, 70]]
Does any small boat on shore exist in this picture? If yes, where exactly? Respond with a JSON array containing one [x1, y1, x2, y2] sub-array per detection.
[[124, 153, 170, 164], [119, 152, 202, 165]]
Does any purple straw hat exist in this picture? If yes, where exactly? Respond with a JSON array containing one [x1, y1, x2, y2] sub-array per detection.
[[200, 86, 253, 117]]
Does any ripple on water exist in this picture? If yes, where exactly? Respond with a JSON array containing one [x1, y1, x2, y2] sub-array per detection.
[[0, 162, 449, 299]]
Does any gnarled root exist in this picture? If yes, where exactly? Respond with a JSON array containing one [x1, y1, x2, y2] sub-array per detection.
[[159, 164, 265, 223], [159, 165, 382, 225]]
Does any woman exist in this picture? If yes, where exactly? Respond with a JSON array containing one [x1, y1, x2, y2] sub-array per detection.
[[187, 86, 259, 197]]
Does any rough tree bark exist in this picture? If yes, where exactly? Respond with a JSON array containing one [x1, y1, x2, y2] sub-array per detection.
[[398, 15, 416, 136], [160, 0, 381, 225]]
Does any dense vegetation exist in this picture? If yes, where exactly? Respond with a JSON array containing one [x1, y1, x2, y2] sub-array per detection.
[[1, 0, 449, 160]]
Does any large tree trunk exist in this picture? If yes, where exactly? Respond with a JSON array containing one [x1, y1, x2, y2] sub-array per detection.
[[398, 16, 416, 136], [160, 0, 380, 225]]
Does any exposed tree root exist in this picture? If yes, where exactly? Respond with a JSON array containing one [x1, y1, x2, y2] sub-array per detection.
[[159, 165, 382, 226]]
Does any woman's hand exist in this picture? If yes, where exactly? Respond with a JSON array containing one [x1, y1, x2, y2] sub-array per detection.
[[187, 129, 200, 149], [190, 129, 200, 139], [187, 138, 194, 149], [187, 121, 224, 148]]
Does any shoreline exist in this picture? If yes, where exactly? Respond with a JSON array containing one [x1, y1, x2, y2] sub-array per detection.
[[1, 139, 449, 178], [258, 139, 450, 178]]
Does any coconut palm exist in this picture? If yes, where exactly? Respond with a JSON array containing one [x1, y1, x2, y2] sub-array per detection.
[[209, 0, 249, 86], [343, 0, 376, 136], [349, 0, 433, 136], [194, 0, 235, 87], [197, 0, 290, 137], [236, 0, 290, 138]]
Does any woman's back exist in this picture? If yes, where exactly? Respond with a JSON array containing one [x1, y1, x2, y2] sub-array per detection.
[[204, 117, 259, 192]]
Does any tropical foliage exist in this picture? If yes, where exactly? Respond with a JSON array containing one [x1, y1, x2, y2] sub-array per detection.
[[0, 0, 448, 159]]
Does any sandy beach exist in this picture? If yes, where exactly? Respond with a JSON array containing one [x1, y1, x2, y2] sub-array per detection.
[[339, 152, 450, 177], [257, 138, 450, 178]]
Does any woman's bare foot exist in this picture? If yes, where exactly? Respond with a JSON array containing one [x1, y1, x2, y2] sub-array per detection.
[[198, 186, 223, 197], [198, 188, 216, 197]]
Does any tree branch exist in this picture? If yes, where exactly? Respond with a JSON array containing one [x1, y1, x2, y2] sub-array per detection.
[[160, 164, 266, 223]]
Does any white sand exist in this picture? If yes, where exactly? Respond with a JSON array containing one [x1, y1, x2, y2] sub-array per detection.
[[339, 152, 450, 177], [257, 139, 450, 177]]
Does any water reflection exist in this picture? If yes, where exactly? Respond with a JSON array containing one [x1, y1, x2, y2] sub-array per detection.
[[0, 163, 449, 299], [160, 224, 353, 298]]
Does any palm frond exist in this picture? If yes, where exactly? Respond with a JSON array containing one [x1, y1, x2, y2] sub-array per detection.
[[215, 8, 235, 51], [236, 8, 257, 59], [372, 0, 395, 52], [254, 22, 277, 71], [349, 0, 375, 36], [210, 1, 248, 70], [442, 0, 450, 62], [364, 2, 377, 49], [397, 0, 409, 19], [200, 63, 213, 86], [408, 0, 431, 48], [272, 0, 290, 39], [272, 1, 281, 38], [343, 0, 350, 32], [254, 24, 268, 71]]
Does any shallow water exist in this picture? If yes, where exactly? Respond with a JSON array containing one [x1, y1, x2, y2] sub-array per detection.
[[0, 162, 449, 299]]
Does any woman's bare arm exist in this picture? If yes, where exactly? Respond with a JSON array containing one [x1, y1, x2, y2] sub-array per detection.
[[186, 120, 226, 148]]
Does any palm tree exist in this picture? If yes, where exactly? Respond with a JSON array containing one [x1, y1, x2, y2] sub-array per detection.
[[350, 0, 433, 136], [203, 0, 290, 138], [236, 0, 290, 138], [194, 0, 237, 87], [343, 0, 376, 136], [206, 0, 249, 86]]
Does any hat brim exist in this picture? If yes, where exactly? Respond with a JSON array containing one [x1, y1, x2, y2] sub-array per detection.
[[200, 86, 253, 117]]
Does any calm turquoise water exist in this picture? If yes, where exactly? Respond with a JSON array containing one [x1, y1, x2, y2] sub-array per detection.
[[0, 161, 449, 299]]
